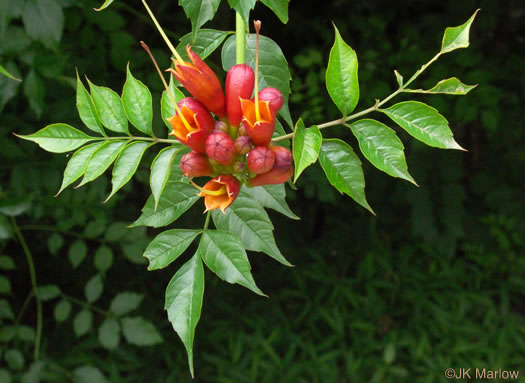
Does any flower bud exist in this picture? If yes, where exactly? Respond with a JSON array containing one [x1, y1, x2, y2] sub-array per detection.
[[238, 125, 248, 136], [180, 151, 213, 177], [247, 146, 275, 174], [214, 120, 229, 134], [205, 131, 235, 166], [232, 161, 245, 174], [226, 64, 255, 126], [168, 46, 226, 117], [249, 146, 293, 186], [257, 87, 284, 115], [234, 136, 252, 155], [168, 97, 215, 153], [199, 175, 241, 212]]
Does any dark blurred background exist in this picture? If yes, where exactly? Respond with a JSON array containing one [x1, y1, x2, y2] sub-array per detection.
[[1, 0, 524, 381]]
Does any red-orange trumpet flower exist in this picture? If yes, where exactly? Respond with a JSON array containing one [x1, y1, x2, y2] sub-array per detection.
[[168, 46, 226, 117], [240, 98, 275, 146], [249, 146, 293, 186], [198, 175, 241, 213], [168, 97, 215, 153]]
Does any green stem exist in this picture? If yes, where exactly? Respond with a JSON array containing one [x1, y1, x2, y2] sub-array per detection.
[[272, 51, 442, 142], [236, 12, 246, 64], [92, 136, 179, 144], [12, 218, 42, 360], [203, 211, 211, 231]]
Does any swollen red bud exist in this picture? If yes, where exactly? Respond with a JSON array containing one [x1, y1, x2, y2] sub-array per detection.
[[214, 120, 229, 134], [226, 64, 255, 126], [249, 146, 293, 186], [234, 136, 252, 155], [257, 87, 284, 115], [232, 161, 245, 173], [247, 146, 275, 174], [205, 131, 235, 166], [168, 97, 215, 153], [180, 151, 213, 177]]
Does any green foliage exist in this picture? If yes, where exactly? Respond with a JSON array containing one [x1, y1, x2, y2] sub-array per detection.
[[179, 0, 221, 42], [292, 118, 322, 183]]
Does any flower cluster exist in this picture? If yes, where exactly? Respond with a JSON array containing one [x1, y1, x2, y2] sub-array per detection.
[[166, 46, 293, 212]]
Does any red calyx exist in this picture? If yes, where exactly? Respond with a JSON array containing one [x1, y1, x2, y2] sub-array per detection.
[[180, 151, 213, 177], [249, 146, 293, 186], [247, 146, 276, 174]]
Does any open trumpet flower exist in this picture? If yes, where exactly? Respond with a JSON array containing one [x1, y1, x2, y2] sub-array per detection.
[[240, 98, 275, 146], [168, 45, 226, 118], [168, 97, 215, 153], [197, 175, 241, 213]]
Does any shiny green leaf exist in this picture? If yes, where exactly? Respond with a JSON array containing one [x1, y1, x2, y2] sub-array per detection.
[[326, 25, 359, 116], [98, 318, 120, 350], [404, 77, 477, 95], [212, 191, 292, 266], [179, 0, 221, 42], [88, 80, 129, 135], [76, 73, 104, 136], [226, 0, 256, 27], [150, 146, 183, 211], [349, 119, 416, 184], [121, 316, 162, 346], [199, 230, 265, 296], [177, 29, 231, 60], [441, 9, 480, 53], [144, 229, 201, 270], [16, 124, 96, 153], [165, 253, 204, 378], [293, 118, 322, 182], [243, 184, 299, 220], [122, 65, 153, 136], [56, 142, 104, 195], [77, 140, 127, 187], [381, 101, 464, 150], [319, 139, 373, 214], [105, 141, 151, 201], [132, 181, 199, 228], [260, 0, 289, 23]]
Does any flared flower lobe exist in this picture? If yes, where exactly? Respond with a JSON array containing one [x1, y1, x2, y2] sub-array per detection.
[[199, 175, 240, 213], [240, 99, 275, 146]]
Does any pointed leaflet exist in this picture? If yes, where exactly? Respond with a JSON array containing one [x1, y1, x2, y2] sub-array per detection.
[[260, 0, 289, 23], [179, 0, 221, 42], [226, 0, 256, 27], [76, 72, 104, 136], [244, 184, 299, 220], [122, 65, 153, 137], [319, 139, 374, 214], [105, 142, 152, 201], [212, 191, 292, 266], [441, 9, 480, 53], [88, 80, 129, 135], [222, 34, 293, 127], [131, 181, 199, 228], [161, 79, 185, 129], [77, 141, 127, 187], [165, 253, 204, 378], [199, 230, 265, 296], [381, 101, 464, 150], [0, 64, 21, 81], [144, 229, 201, 270], [56, 142, 104, 195], [326, 25, 359, 116], [177, 29, 231, 61], [150, 146, 185, 211], [22, 0, 64, 50], [404, 77, 477, 95], [16, 124, 97, 153], [348, 119, 416, 185], [293, 118, 322, 183]]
